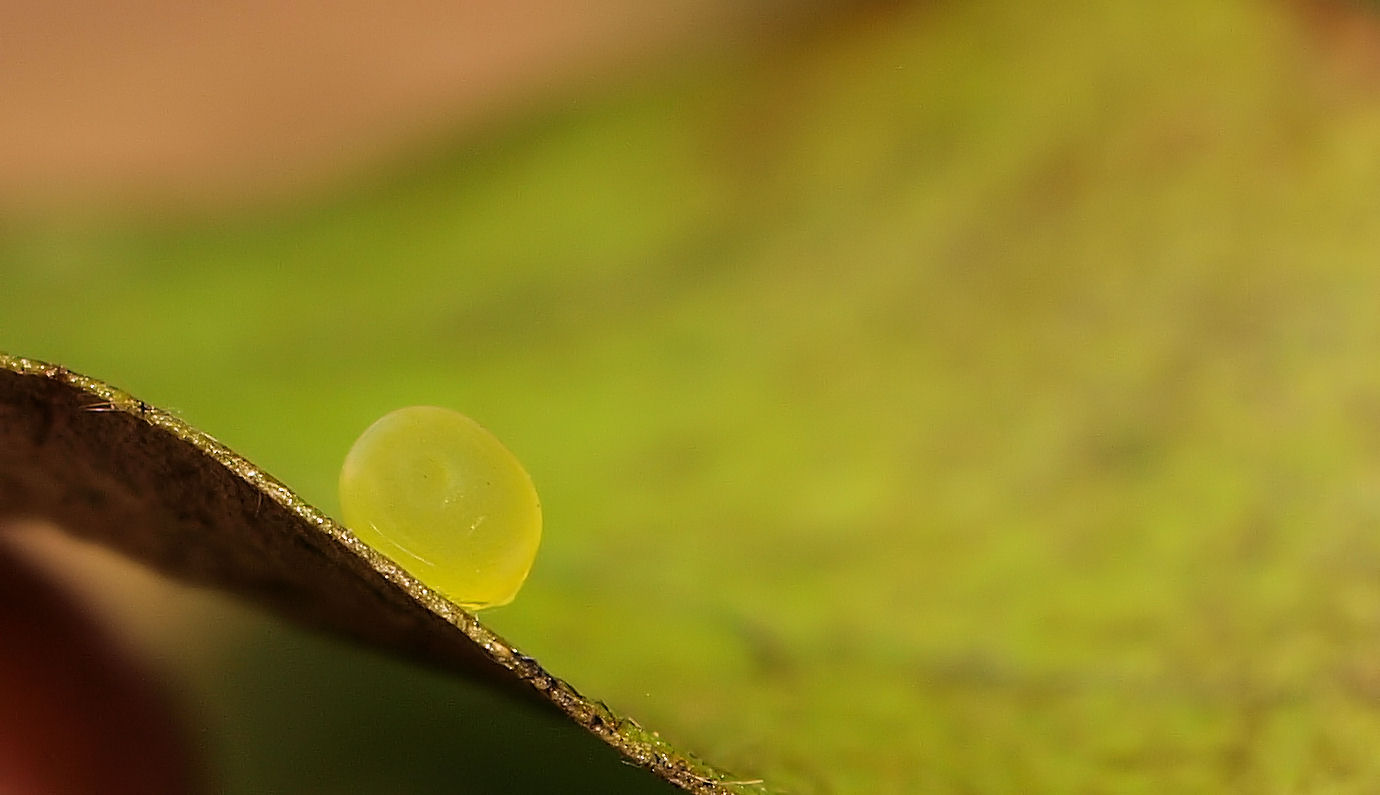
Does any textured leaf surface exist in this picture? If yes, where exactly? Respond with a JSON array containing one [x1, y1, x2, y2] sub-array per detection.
[[0, 353, 755, 793]]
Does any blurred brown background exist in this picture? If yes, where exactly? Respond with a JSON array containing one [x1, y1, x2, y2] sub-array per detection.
[[0, 0, 811, 207]]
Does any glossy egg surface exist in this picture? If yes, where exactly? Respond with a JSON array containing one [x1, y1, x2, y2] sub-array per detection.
[[339, 406, 541, 609]]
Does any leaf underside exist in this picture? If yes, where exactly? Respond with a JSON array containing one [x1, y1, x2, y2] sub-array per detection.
[[0, 351, 760, 795]]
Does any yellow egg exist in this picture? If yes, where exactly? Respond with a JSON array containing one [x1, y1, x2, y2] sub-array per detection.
[[339, 406, 541, 609]]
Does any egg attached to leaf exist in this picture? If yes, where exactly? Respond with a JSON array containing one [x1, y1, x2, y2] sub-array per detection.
[[339, 406, 542, 610]]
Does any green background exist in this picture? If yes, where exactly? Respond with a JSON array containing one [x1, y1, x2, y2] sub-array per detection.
[[7, 1, 1380, 791]]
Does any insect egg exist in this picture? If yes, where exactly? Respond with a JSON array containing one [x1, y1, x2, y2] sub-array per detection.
[[339, 406, 542, 610]]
